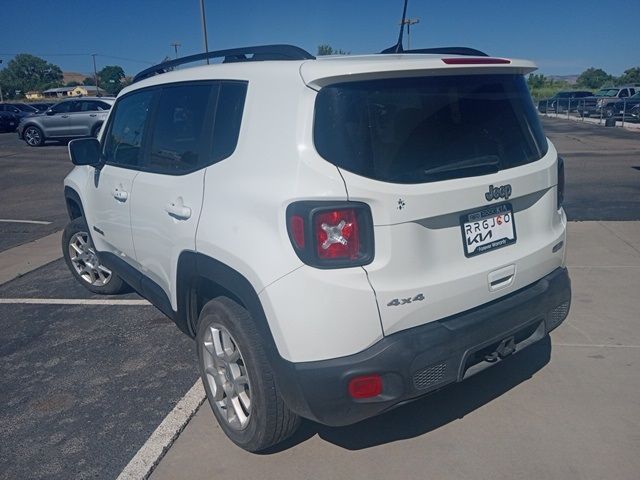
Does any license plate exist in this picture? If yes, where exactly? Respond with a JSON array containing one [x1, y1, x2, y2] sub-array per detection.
[[461, 204, 516, 257]]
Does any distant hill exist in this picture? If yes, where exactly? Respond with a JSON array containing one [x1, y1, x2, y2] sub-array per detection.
[[548, 75, 579, 85], [63, 71, 89, 85]]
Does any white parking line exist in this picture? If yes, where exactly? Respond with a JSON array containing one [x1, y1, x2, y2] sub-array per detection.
[[0, 298, 151, 305], [0, 219, 52, 225], [116, 380, 206, 480], [555, 342, 640, 349]]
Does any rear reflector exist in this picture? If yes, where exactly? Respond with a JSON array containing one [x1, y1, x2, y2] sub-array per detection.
[[290, 215, 306, 248], [442, 57, 511, 65], [349, 374, 383, 399]]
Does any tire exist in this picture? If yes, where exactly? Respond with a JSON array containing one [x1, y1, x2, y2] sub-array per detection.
[[62, 216, 127, 295], [23, 125, 44, 146], [196, 297, 300, 452], [605, 107, 615, 119]]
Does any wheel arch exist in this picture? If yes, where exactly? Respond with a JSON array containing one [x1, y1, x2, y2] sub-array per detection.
[[64, 186, 85, 221]]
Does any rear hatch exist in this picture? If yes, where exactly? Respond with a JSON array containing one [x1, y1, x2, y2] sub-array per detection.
[[303, 57, 567, 336]]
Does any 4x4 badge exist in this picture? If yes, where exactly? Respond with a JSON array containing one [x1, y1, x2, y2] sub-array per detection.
[[485, 184, 512, 202]]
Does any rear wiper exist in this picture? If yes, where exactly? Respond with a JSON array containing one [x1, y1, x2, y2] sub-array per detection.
[[422, 155, 500, 177]]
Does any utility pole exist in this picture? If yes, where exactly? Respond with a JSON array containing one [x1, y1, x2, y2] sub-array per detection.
[[92, 54, 100, 96], [0, 59, 3, 103], [199, 0, 210, 64], [170, 42, 181, 58], [399, 18, 420, 50]]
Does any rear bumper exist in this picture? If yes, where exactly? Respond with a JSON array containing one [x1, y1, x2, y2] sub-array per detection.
[[276, 267, 571, 426]]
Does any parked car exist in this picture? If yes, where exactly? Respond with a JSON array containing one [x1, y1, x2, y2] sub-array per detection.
[[62, 44, 571, 452], [29, 102, 54, 113], [577, 86, 637, 117], [537, 90, 592, 113], [0, 103, 38, 119], [610, 92, 640, 121], [0, 111, 19, 132], [17, 97, 114, 146]]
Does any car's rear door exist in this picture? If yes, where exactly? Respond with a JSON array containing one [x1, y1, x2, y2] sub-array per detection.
[[67, 100, 99, 136], [129, 81, 223, 310]]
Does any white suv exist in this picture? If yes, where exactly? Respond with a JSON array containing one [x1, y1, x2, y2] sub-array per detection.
[[62, 44, 571, 452]]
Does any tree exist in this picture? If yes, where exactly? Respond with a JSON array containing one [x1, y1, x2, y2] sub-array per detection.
[[577, 68, 613, 89], [317, 44, 349, 56], [0, 54, 63, 98], [83, 77, 96, 86], [617, 67, 640, 86], [98, 65, 125, 95]]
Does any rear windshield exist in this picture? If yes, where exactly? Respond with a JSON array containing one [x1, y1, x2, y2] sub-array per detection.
[[314, 74, 548, 184]]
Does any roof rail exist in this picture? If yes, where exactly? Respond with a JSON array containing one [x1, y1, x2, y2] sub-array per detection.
[[133, 44, 315, 83], [381, 46, 489, 57]]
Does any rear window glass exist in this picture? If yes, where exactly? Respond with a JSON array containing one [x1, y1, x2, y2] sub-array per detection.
[[314, 74, 548, 184]]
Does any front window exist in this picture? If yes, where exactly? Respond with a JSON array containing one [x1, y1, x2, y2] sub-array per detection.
[[314, 74, 548, 184], [595, 89, 619, 97]]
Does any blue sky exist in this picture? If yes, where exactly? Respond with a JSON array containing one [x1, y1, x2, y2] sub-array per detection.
[[1, 0, 638, 77]]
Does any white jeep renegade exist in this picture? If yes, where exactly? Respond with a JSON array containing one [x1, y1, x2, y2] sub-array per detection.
[[62, 44, 571, 452]]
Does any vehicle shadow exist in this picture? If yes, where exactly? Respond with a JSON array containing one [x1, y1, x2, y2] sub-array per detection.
[[266, 335, 551, 453]]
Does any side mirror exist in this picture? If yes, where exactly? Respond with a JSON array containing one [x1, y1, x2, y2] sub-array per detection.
[[68, 138, 101, 167], [46, 110, 55, 116]]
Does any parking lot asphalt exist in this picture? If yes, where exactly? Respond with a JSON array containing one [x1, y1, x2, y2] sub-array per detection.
[[541, 117, 640, 220], [0, 260, 199, 480], [0, 132, 71, 252], [151, 221, 640, 480]]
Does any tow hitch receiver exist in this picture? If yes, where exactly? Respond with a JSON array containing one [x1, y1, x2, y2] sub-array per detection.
[[484, 336, 516, 362]]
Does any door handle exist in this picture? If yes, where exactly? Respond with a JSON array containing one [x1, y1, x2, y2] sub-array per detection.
[[112, 188, 129, 202], [165, 198, 191, 220], [90, 114, 97, 117], [61, 115, 69, 118]]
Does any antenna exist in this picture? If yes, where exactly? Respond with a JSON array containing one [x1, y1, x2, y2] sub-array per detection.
[[381, 0, 409, 54]]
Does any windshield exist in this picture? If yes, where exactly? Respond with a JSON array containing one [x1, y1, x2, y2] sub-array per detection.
[[595, 89, 619, 97], [314, 74, 548, 184], [15, 104, 38, 112]]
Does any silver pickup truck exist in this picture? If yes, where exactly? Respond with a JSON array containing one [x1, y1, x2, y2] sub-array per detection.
[[577, 86, 637, 118]]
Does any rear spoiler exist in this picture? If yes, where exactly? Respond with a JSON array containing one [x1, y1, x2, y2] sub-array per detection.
[[300, 56, 537, 90]]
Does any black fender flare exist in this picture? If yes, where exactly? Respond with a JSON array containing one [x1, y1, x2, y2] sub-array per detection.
[[63, 186, 86, 220], [176, 251, 310, 416]]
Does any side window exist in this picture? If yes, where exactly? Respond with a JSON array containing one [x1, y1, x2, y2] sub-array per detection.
[[146, 83, 214, 174], [102, 90, 154, 167], [81, 101, 99, 112], [619, 89, 629, 98], [212, 81, 247, 162], [630, 88, 636, 96], [51, 102, 72, 114]]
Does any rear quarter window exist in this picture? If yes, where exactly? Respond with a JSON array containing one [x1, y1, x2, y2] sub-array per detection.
[[314, 74, 550, 184]]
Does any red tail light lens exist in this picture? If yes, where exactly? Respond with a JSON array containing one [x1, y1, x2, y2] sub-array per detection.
[[314, 209, 360, 260], [557, 156, 565, 210], [349, 374, 383, 399], [286, 201, 374, 268]]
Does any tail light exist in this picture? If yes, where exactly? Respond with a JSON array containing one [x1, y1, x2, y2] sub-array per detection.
[[557, 156, 565, 210], [286, 201, 374, 268]]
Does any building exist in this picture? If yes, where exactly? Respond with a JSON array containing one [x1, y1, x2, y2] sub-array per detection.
[[42, 85, 107, 98]]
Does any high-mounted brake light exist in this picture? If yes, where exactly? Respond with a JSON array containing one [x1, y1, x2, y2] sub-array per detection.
[[286, 201, 374, 269], [442, 57, 511, 65]]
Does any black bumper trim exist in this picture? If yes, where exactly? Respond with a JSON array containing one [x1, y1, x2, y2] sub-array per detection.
[[274, 267, 571, 426]]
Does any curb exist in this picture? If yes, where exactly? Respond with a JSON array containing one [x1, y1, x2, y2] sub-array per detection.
[[0, 230, 63, 285]]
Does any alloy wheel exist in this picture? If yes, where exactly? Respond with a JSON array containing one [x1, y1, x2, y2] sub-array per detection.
[[201, 324, 252, 430], [68, 231, 112, 286], [24, 127, 42, 146]]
